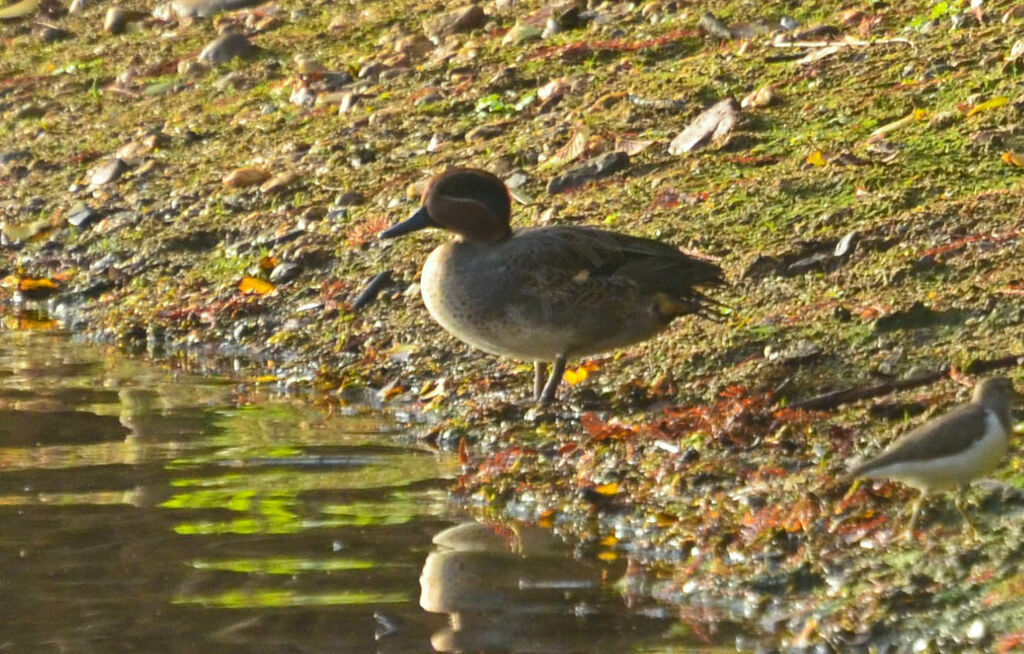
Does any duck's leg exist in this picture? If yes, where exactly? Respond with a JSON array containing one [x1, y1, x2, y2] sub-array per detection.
[[538, 355, 567, 404], [534, 362, 549, 400]]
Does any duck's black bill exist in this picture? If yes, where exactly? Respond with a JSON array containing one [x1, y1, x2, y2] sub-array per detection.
[[379, 207, 434, 239]]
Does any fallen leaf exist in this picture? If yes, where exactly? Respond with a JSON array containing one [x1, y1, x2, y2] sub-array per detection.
[[563, 365, 590, 385], [865, 109, 927, 143], [806, 150, 827, 166], [967, 96, 1008, 117], [615, 136, 655, 156], [1002, 151, 1024, 167], [668, 97, 740, 155], [238, 277, 275, 295], [544, 124, 590, 169]]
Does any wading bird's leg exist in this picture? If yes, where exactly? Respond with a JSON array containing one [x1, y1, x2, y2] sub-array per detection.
[[534, 362, 549, 401], [538, 355, 567, 404], [954, 486, 979, 540], [905, 492, 927, 542]]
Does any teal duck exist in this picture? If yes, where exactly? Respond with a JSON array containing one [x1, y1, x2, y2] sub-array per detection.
[[380, 168, 725, 403]]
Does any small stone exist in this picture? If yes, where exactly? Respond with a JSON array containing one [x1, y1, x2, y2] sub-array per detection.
[[260, 171, 298, 194], [542, 17, 561, 38], [547, 151, 629, 194], [178, 60, 210, 77], [465, 123, 506, 141], [966, 620, 987, 643], [171, 0, 263, 20], [422, 5, 485, 39], [294, 54, 326, 75], [1004, 5, 1024, 22], [37, 24, 72, 42], [89, 158, 128, 186], [198, 33, 255, 65], [269, 262, 300, 284], [698, 11, 733, 40], [67, 203, 100, 229], [336, 191, 366, 207], [779, 15, 799, 31], [224, 167, 271, 188], [740, 84, 777, 109], [833, 231, 859, 258], [502, 22, 543, 46], [104, 7, 130, 33]]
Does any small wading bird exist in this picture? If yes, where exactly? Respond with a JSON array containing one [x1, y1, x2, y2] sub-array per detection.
[[379, 168, 725, 403], [845, 376, 1018, 539]]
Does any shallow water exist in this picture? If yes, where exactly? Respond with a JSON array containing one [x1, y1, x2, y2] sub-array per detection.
[[0, 331, 734, 653]]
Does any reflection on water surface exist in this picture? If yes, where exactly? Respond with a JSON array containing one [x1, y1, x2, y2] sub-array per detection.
[[0, 332, 723, 652]]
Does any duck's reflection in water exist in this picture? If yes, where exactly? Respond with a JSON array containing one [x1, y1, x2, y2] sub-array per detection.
[[420, 522, 668, 653]]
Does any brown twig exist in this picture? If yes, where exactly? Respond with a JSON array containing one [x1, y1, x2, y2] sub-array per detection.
[[788, 354, 1024, 411]]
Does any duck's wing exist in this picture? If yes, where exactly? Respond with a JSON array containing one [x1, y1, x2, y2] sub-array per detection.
[[513, 226, 726, 317]]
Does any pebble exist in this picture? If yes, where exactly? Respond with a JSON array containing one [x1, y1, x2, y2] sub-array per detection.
[[335, 191, 366, 207], [547, 150, 629, 194], [465, 123, 506, 141], [422, 5, 485, 39], [37, 24, 72, 42], [89, 158, 128, 186], [104, 7, 134, 34], [502, 22, 543, 46], [67, 203, 101, 229], [269, 262, 300, 284], [198, 33, 255, 65], [260, 171, 298, 194], [224, 167, 270, 188], [171, 0, 262, 20]]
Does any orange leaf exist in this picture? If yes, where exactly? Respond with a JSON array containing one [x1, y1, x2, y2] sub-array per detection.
[[238, 277, 275, 295], [1002, 151, 1024, 167], [593, 482, 619, 496], [458, 436, 469, 464], [563, 365, 589, 385], [259, 255, 279, 271]]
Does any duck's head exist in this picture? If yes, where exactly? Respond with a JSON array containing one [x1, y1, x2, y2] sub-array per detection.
[[380, 168, 512, 244], [972, 376, 1018, 411]]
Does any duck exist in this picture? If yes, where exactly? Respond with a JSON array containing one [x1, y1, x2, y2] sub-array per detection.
[[380, 168, 725, 403], [845, 376, 1018, 538]]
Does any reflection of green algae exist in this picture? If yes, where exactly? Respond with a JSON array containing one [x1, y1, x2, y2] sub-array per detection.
[[172, 589, 409, 609], [190, 557, 382, 574]]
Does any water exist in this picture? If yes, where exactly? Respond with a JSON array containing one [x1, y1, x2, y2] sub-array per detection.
[[0, 331, 717, 653]]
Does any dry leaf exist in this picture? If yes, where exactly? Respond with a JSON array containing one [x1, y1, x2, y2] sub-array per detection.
[[615, 136, 655, 156], [967, 96, 1008, 117], [806, 150, 827, 166], [238, 276, 275, 295], [1002, 151, 1024, 167], [865, 109, 926, 143], [563, 365, 590, 385], [544, 124, 590, 169]]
